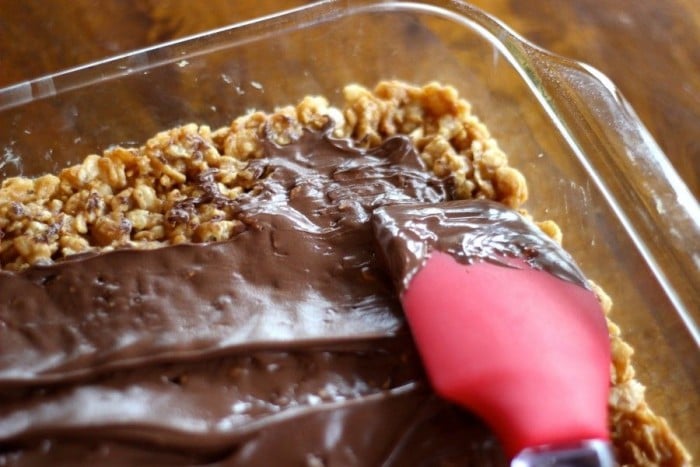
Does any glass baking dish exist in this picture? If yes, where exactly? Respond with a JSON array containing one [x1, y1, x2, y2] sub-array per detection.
[[0, 0, 697, 459]]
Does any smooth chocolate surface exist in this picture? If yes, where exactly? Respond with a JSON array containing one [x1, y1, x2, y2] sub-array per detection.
[[372, 200, 590, 295], [0, 128, 507, 465]]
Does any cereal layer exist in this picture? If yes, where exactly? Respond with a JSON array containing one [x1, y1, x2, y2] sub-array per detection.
[[0, 81, 691, 465]]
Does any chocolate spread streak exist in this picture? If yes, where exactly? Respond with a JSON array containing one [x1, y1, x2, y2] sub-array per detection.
[[0, 127, 506, 465], [372, 199, 590, 295]]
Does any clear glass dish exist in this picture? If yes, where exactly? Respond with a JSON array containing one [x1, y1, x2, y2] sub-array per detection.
[[0, 0, 697, 459]]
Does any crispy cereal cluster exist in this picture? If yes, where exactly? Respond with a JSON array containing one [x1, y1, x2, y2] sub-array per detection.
[[0, 81, 525, 271], [0, 81, 691, 465]]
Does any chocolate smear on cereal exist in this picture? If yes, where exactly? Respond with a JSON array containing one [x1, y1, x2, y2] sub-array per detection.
[[0, 125, 511, 465]]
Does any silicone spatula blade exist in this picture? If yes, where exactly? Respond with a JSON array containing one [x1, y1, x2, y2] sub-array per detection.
[[372, 200, 614, 466]]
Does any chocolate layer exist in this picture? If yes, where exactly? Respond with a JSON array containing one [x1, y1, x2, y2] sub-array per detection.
[[372, 199, 589, 294], [0, 127, 507, 465]]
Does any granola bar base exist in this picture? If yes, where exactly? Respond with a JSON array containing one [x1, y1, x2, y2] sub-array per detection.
[[0, 81, 692, 466]]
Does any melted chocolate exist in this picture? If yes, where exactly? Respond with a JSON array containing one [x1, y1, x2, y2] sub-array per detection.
[[0, 128, 507, 465], [372, 200, 590, 294]]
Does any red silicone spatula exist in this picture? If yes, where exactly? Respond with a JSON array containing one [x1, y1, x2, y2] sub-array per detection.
[[372, 199, 614, 466]]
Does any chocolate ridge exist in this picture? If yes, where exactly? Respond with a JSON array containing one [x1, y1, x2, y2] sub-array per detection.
[[0, 128, 509, 465]]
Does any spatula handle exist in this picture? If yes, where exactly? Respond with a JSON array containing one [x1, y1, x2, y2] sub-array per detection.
[[511, 439, 614, 467]]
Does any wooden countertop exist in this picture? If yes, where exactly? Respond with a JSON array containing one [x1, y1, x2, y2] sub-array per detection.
[[1, 0, 698, 198]]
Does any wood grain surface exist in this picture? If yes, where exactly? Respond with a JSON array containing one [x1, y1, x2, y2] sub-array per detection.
[[1, 0, 698, 198]]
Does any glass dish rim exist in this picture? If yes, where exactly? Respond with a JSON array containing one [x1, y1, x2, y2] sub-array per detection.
[[0, 0, 698, 344]]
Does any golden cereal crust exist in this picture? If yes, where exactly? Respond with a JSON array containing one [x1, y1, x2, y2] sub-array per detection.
[[0, 81, 691, 466]]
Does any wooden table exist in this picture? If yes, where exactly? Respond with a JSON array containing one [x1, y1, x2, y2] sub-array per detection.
[[1, 0, 698, 198]]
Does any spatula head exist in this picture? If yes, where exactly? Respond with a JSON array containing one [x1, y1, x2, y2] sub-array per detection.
[[372, 200, 611, 458], [372, 199, 590, 295]]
